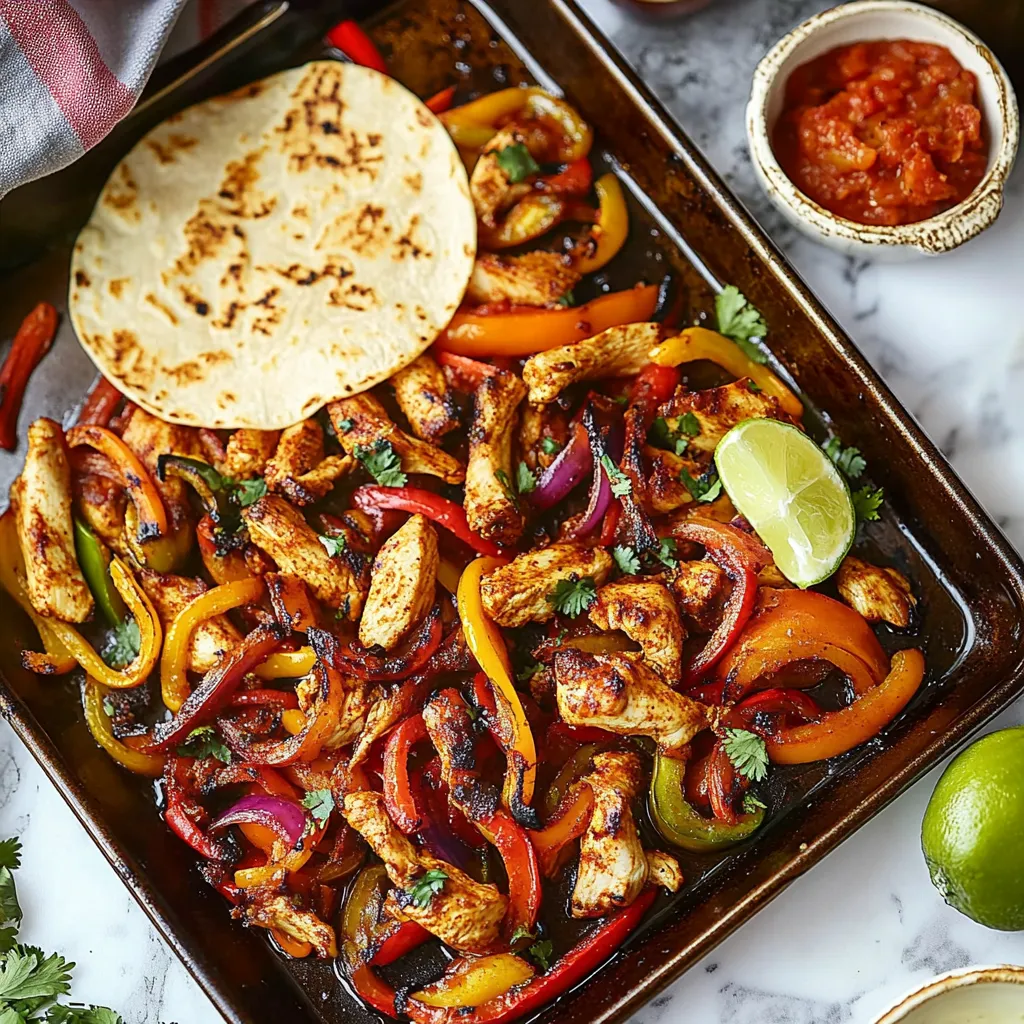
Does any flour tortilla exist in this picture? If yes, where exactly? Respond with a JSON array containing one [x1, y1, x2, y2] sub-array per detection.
[[69, 61, 476, 429]]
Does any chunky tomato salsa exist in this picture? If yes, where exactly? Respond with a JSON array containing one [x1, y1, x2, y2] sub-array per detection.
[[772, 40, 987, 226]]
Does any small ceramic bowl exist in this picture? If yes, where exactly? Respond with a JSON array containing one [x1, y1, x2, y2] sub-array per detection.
[[746, 0, 1020, 258], [872, 965, 1024, 1023]]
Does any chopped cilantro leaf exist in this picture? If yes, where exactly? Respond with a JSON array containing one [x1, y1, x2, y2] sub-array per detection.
[[355, 440, 407, 487], [516, 461, 537, 495], [745, 379, 762, 393], [715, 285, 768, 364], [301, 789, 335, 826], [822, 437, 867, 480], [541, 437, 563, 456], [227, 477, 267, 508], [495, 142, 540, 183], [516, 661, 543, 684], [679, 466, 723, 503], [510, 924, 536, 945], [101, 697, 115, 718], [743, 793, 767, 815], [527, 939, 554, 971], [335, 418, 354, 434], [546, 576, 598, 618], [406, 869, 448, 908], [176, 725, 231, 764], [600, 454, 631, 498], [678, 412, 701, 437], [319, 534, 346, 558], [555, 290, 576, 307], [612, 545, 641, 575], [852, 485, 884, 523], [654, 536, 678, 569], [102, 618, 139, 670], [494, 468, 518, 507], [723, 728, 769, 782]]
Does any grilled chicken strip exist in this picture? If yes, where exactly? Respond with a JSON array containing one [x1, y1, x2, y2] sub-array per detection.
[[328, 393, 465, 484], [344, 791, 507, 954], [296, 672, 373, 751], [465, 369, 527, 546], [666, 560, 727, 633], [645, 446, 707, 514], [466, 252, 581, 307], [121, 405, 202, 523], [480, 542, 614, 627], [139, 570, 241, 673], [243, 495, 366, 618], [522, 323, 667, 404], [220, 429, 279, 480], [572, 751, 683, 918], [469, 125, 534, 227], [264, 418, 351, 506], [555, 649, 714, 752], [837, 555, 915, 628], [241, 893, 337, 958], [423, 688, 500, 823], [519, 403, 569, 471], [589, 579, 685, 682], [72, 466, 129, 557], [358, 513, 438, 650], [389, 355, 460, 443], [660, 380, 794, 454], [12, 418, 93, 622]]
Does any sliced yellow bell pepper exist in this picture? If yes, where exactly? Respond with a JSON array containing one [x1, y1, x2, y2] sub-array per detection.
[[161, 576, 264, 712], [82, 677, 165, 777], [650, 327, 803, 419], [254, 648, 316, 681], [574, 173, 629, 275], [457, 557, 537, 809], [411, 954, 535, 1008]]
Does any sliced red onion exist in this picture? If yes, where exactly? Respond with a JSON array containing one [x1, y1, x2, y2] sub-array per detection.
[[209, 794, 307, 848], [531, 420, 592, 510], [568, 407, 625, 539], [418, 820, 474, 873]]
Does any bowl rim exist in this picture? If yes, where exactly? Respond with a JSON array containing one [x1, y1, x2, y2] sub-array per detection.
[[873, 964, 1024, 1023], [746, 0, 1021, 253]]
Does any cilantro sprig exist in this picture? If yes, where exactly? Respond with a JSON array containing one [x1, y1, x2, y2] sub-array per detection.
[[715, 286, 768, 364], [406, 869, 448, 909], [101, 619, 139, 670], [599, 454, 631, 498], [176, 725, 231, 764], [612, 545, 641, 576], [852, 485, 884, 523], [822, 438, 866, 480], [679, 466, 723, 504], [546, 576, 598, 618], [318, 534, 346, 558], [301, 789, 335, 826], [516, 462, 537, 495], [0, 839, 122, 1021], [354, 440, 407, 487], [722, 728, 769, 782]]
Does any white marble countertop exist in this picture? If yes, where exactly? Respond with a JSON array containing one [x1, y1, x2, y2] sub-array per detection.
[[3, 1, 1024, 1021]]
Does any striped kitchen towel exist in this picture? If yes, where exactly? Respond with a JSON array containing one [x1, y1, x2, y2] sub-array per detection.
[[0, 0, 191, 198]]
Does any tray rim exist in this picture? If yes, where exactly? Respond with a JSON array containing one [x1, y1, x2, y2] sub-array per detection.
[[1, 2, 1023, 1024]]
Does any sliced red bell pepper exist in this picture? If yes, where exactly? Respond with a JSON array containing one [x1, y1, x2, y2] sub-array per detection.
[[632, 362, 680, 407], [353, 484, 503, 556], [165, 786, 232, 861], [671, 520, 772, 684], [77, 375, 124, 427], [326, 19, 387, 72], [539, 157, 593, 195], [404, 889, 657, 1024], [0, 302, 58, 450], [228, 689, 300, 710], [598, 499, 621, 547], [148, 624, 289, 751], [370, 920, 432, 966], [425, 85, 457, 114], [434, 350, 499, 391], [383, 714, 429, 834], [734, 687, 822, 727], [480, 810, 542, 939]]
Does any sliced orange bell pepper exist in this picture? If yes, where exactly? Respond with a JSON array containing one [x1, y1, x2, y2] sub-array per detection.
[[161, 577, 264, 712], [529, 785, 594, 877], [82, 678, 165, 777], [716, 588, 890, 700], [573, 174, 629, 275], [436, 283, 660, 358], [767, 648, 925, 764], [649, 326, 803, 418], [66, 425, 169, 540], [457, 557, 537, 811]]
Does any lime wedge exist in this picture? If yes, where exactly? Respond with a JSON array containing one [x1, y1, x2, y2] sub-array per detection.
[[714, 419, 854, 588]]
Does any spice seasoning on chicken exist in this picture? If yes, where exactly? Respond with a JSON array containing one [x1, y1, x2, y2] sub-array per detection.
[[772, 40, 987, 226]]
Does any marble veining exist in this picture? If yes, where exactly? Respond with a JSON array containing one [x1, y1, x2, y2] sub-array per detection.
[[2, 1, 1024, 1022]]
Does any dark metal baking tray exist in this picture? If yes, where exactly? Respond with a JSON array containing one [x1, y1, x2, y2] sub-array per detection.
[[1, 1, 1023, 1023]]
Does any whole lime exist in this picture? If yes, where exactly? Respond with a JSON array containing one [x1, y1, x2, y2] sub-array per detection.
[[922, 726, 1024, 930]]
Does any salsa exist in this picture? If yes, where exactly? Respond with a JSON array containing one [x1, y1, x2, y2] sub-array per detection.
[[772, 40, 987, 226]]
